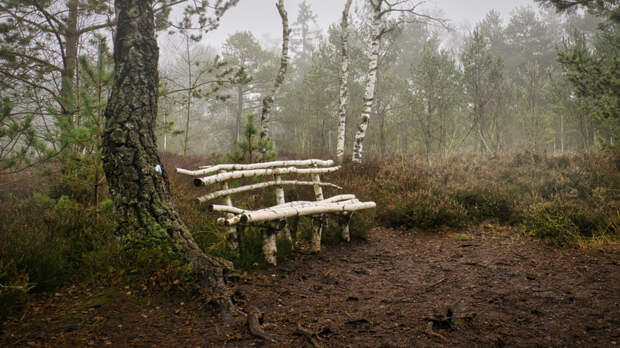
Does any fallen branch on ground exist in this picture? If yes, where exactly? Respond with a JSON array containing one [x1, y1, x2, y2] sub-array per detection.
[[247, 306, 276, 343]]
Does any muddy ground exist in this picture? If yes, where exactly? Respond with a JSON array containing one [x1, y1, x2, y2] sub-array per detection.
[[2, 225, 619, 347]]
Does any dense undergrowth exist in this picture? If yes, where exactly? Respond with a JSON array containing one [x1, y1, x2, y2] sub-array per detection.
[[1, 151, 618, 320]]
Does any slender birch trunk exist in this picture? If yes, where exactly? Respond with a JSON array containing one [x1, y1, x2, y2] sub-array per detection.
[[260, 0, 290, 153], [352, 2, 381, 163], [336, 0, 353, 164]]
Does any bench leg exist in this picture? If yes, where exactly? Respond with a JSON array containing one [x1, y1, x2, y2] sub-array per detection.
[[278, 219, 293, 249], [262, 227, 277, 266], [339, 212, 353, 242], [311, 215, 325, 252], [289, 216, 300, 249], [225, 225, 240, 254]]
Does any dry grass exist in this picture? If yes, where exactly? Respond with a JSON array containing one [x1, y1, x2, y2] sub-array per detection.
[[1, 150, 618, 320]]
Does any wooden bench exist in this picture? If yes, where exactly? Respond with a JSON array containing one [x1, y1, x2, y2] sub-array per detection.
[[177, 159, 376, 265]]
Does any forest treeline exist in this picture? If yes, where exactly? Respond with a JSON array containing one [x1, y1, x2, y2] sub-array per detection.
[[0, 0, 619, 172], [160, 2, 619, 160]]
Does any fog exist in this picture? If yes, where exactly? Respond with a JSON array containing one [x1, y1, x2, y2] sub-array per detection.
[[202, 0, 537, 47]]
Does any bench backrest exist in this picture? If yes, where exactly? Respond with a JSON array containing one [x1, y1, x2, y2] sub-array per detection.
[[176, 159, 342, 205]]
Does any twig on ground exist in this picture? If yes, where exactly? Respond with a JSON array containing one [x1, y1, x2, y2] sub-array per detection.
[[247, 306, 276, 343], [425, 321, 449, 342], [293, 324, 322, 347]]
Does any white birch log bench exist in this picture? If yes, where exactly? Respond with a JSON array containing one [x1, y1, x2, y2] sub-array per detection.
[[176, 159, 376, 265]]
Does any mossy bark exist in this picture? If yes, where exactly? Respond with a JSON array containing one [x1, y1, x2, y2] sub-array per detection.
[[102, 0, 233, 310]]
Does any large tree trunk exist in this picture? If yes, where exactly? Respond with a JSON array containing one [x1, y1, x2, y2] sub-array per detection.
[[260, 0, 289, 153], [102, 0, 234, 313], [352, 2, 381, 163], [335, 0, 353, 164]]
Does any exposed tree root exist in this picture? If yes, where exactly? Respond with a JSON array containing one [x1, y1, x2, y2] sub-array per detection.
[[425, 322, 449, 342], [293, 324, 322, 347], [247, 306, 276, 343]]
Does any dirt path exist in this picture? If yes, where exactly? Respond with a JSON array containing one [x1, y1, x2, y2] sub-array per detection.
[[2, 226, 619, 347], [234, 226, 620, 347]]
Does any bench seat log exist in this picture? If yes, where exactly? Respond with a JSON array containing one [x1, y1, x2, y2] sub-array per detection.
[[216, 201, 375, 226], [209, 194, 358, 213]]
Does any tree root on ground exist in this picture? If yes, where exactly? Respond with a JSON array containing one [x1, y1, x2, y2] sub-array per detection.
[[424, 322, 449, 342], [293, 324, 322, 347], [247, 306, 276, 343]]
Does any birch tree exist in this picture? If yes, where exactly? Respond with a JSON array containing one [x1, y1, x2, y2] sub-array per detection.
[[352, 0, 443, 163], [259, 0, 290, 156], [336, 0, 353, 163]]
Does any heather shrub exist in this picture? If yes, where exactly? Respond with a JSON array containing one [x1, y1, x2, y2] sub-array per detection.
[[522, 202, 610, 246]]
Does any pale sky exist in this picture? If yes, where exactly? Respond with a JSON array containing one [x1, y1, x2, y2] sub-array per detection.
[[199, 0, 538, 48]]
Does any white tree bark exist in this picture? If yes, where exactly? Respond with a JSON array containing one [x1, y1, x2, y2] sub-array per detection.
[[274, 175, 293, 245], [336, 0, 353, 164], [263, 229, 277, 265], [193, 166, 340, 186], [339, 212, 352, 242], [236, 201, 376, 225], [221, 181, 239, 252], [216, 201, 376, 225], [352, 1, 381, 163], [260, 0, 290, 151], [197, 180, 342, 203], [210, 196, 360, 215], [311, 173, 325, 252], [178, 159, 335, 176]]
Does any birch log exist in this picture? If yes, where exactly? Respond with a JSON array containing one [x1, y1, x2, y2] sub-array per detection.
[[221, 181, 239, 252], [263, 227, 277, 265], [182, 159, 335, 175], [194, 166, 340, 186], [197, 180, 342, 203], [260, 0, 290, 152], [336, 0, 353, 164], [352, 1, 382, 163], [236, 202, 376, 225], [311, 173, 325, 252], [210, 195, 358, 215], [274, 175, 293, 245], [339, 212, 352, 242]]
